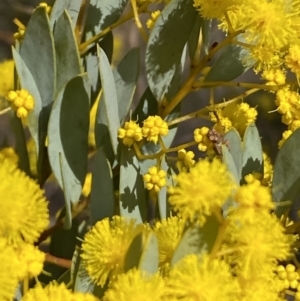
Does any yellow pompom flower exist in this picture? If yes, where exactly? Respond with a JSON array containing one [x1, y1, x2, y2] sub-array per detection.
[[22, 282, 100, 301], [15, 243, 45, 280], [0, 60, 14, 98], [118, 120, 143, 147], [146, 10, 161, 30], [226, 213, 294, 280], [22, 282, 71, 301], [285, 44, 300, 76], [234, 177, 274, 211], [143, 166, 167, 192], [142, 115, 169, 144], [104, 269, 165, 301], [193, 0, 237, 20], [168, 158, 235, 225], [6, 89, 35, 119], [165, 254, 240, 301], [0, 154, 49, 246], [0, 239, 19, 301], [176, 149, 196, 172], [154, 216, 185, 269], [81, 216, 144, 287]]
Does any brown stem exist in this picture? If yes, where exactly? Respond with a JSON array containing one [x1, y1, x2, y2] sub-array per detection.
[[45, 253, 72, 269]]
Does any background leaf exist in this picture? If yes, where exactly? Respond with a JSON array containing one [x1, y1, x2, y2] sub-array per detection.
[[132, 87, 158, 124], [50, 0, 82, 29], [272, 128, 300, 216], [138, 232, 159, 274], [171, 215, 219, 265], [204, 45, 249, 82], [96, 46, 120, 155], [89, 147, 115, 225], [48, 75, 90, 214], [241, 123, 263, 182], [114, 47, 140, 126], [12, 48, 42, 159], [119, 146, 147, 223], [224, 128, 242, 182], [53, 11, 82, 93], [145, 0, 197, 100], [84, 0, 128, 41]]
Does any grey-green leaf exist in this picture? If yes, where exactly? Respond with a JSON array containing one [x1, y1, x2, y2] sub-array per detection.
[[84, 0, 128, 41], [50, 0, 82, 29], [124, 232, 144, 272], [53, 11, 82, 93], [146, 0, 197, 100], [171, 215, 219, 265], [188, 14, 202, 61], [90, 148, 115, 224], [114, 47, 140, 125], [20, 6, 55, 107], [12, 47, 42, 158], [241, 123, 263, 182], [272, 128, 300, 216], [48, 75, 90, 209], [224, 128, 242, 181], [97, 46, 120, 155], [132, 87, 158, 124], [204, 45, 249, 82], [139, 232, 159, 274], [222, 145, 239, 184], [119, 146, 147, 224]]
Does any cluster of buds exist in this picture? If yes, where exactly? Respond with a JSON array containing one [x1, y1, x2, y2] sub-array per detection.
[[6, 89, 34, 118], [146, 11, 161, 30], [118, 115, 169, 147], [276, 264, 300, 300], [193, 127, 215, 155], [143, 166, 167, 193], [261, 68, 286, 86], [176, 149, 195, 172]]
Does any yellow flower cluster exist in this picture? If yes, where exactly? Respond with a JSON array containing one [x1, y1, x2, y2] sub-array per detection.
[[143, 166, 167, 192], [118, 116, 169, 146], [210, 102, 257, 136], [176, 149, 195, 172], [142, 115, 169, 143], [168, 158, 235, 225], [6, 89, 35, 118]]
